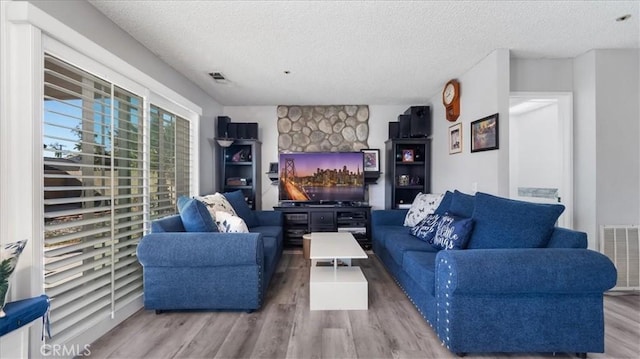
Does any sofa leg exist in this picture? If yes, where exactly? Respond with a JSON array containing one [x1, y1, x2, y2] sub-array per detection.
[[455, 353, 467, 357], [155, 310, 163, 315], [576, 353, 587, 359]]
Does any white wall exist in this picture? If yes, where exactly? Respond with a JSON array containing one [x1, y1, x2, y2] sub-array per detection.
[[222, 105, 410, 210], [594, 50, 640, 227], [509, 104, 562, 195], [573, 49, 640, 249], [429, 49, 511, 196], [510, 58, 573, 92]]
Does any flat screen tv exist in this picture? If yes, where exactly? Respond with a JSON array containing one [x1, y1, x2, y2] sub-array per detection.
[[278, 152, 365, 203]]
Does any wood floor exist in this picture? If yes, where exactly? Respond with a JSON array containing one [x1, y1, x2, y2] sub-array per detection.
[[88, 252, 640, 359]]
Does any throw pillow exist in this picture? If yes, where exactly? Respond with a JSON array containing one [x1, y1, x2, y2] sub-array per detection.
[[467, 192, 565, 249], [223, 190, 258, 228], [430, 214, 474, 250], [410, 213, 441, 243], [214, 211, 249, 233], [1, 239, 28, 318], [448, 190, 475, 217], [404, 192, 445, 227], [434, 190, 454, 215], [197, 192, 238, 220], [177, 196, 219, 232]]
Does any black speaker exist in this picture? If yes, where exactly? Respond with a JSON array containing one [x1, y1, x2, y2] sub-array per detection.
[[217, 116, 231, 137], [388, 122, 399, 139], [398, 114, 411, 138], [404, 106, 431, 137], [246, 122, 258, 139], [226, 122, 239, 138], [236, 123, 248, 139]]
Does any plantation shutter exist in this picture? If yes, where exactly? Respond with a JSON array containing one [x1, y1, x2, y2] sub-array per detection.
[[43, 54, 144, 342], [149, 105, 191, 220]]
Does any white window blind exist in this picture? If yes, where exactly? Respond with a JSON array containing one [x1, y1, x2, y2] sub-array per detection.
[[43, 54, 187, 343], [149, 105, 191, 220]]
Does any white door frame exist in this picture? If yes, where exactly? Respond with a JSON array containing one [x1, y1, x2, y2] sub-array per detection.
[[509, 92, 574, 229]]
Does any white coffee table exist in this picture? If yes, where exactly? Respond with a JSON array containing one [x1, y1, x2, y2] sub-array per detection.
[[309, 232, 368, 310]]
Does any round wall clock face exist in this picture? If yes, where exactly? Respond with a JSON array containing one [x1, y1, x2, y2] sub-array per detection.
[[443, 83, 456, 105]]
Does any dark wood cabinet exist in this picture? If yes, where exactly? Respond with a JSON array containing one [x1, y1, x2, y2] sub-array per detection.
[[274, 206, 371, 249], [219, 139, 261, 210], [385, 138, 431, 209]]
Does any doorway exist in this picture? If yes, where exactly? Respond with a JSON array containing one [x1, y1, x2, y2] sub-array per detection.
[[509, 92, 573, 228]]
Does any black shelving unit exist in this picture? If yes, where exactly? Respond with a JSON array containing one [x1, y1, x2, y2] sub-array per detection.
[[385, 138, 431, 209], [219, 139, 261, 210]]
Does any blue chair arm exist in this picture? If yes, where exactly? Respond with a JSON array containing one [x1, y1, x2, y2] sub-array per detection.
[[137, 232, 262, 267], [547, 227, 587, 248], [254, 210, 283, 226], [436, 248, 617, 294], [372, 209, 408, 226]]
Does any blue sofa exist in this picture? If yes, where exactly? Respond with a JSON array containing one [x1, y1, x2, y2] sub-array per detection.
[[372, 191, 617, 356], [137, 210, 283, 312]]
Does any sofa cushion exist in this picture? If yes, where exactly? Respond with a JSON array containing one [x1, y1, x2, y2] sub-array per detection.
[[177, 196, 219, 232], [449, 190, 475, 217], [404, 193, 444, 227], [250, 226, 283, 242], [385, 234, 437, 266], [224, 190, 259, 228], [431, 214, 474, 250], [373, 225, 412, 249], [214, 211, 249, 233], [402, 251, 437, 295], [468, 192, 565, 249], [410, 213, 441, 243], [434, 190, 454, 215]]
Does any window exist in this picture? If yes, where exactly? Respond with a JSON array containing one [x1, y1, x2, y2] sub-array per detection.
[[42, 54, 191, 343]]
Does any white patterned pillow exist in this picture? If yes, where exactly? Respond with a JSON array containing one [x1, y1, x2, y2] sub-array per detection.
[[1, 239, 28, 318], [214, 211, 249, 233], [404, 193, 445, 227], [197, 193, 237, 220]]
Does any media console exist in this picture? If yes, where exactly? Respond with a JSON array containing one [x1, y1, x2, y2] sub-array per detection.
[[274, 204, 371, 249]]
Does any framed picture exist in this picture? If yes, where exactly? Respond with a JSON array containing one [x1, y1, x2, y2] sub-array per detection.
[[471, 113, 499, 152], [449, 123, 462, 154], [361, 149, 380, 172], [401, 149, 414, 162]]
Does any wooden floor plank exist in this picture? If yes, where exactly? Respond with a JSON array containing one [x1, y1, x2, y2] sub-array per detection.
[[87, 252, 640, 359]]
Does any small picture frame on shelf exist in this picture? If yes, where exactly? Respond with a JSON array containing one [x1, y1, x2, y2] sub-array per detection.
[[401, 149, 414, 162], [361, 149, 380, 172]]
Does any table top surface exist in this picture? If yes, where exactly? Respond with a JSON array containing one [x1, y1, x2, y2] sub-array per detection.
[[309, 232, 368, 259]]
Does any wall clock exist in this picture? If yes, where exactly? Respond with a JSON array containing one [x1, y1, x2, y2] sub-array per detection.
[[442, 79, 460, 122]]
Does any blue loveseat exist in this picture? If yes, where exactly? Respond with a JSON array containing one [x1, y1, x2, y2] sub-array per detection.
[[372, 191, 617, 356], [137, 209, 283, 312]]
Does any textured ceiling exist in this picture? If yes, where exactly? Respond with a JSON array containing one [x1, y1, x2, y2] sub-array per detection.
[[88, 0, 639, 106]]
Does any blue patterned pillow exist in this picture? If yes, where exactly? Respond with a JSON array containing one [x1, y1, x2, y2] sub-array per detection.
[[434, 190, 453, 215], [177, 196, 218, 232], [410, 213, 441, 242], [430, 214, 474, 250]]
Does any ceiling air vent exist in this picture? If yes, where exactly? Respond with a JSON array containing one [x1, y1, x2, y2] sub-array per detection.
[[209, 72, 229, 84]]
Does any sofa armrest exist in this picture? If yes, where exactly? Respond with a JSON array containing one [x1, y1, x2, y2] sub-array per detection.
[[547, 227, 587, 248], [436, 248, 616, 294], [137, 232, 263, 267], [371, 209, 408, 226], [254, 210, 283, 226]]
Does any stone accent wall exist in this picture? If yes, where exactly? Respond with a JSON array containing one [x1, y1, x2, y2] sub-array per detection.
[[277, 105, 369, 152]]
